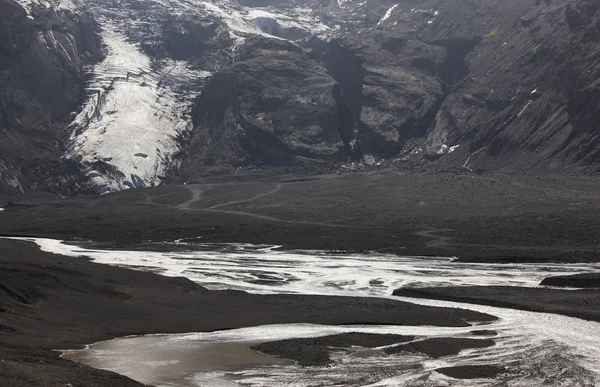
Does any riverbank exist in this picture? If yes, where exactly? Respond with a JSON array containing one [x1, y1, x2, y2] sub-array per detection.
[[541, 273, 600, 288], [394, 286, 600, 322], [3, 170, 600, 385], [0, 239, 495, 386]]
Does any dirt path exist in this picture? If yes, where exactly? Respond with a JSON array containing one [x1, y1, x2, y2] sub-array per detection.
[[178, 185, 210, 209], [415, 228, 454, 248], [200, 208, 355, 228], [169, 184, 372, 229], [208, 183, 283, 210], [142, 191, 185, 205]]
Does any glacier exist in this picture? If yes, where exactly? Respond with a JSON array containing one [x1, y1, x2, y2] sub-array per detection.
[[13, 0, 390, 192]]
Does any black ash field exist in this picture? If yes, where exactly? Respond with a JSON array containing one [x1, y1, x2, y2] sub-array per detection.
[[2, 170, 600, 385]]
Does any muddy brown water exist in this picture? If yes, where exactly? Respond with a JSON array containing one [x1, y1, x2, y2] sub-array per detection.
[[63, 336, 290, 387]]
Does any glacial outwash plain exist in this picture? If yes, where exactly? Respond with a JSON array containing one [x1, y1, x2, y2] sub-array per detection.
[[2, 0, 600, 385]]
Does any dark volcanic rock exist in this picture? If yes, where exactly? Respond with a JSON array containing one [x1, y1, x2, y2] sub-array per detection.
[[161, 16, 228, 61], [177, 0, 600, 178], [312, 32, 447, 158], [180, 37, 344, 174], [179, 28, 449, 177], [0, 0, 102, 195], [436, 364, 506, 379], [419, 0, 600, 172], [541, 273, 600, 288]]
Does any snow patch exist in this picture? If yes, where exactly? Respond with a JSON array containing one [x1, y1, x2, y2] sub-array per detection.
[[518, 100, 533, 118], [336, 0, 351, 9], [463, 147, 485, 171], [248, 8, 331, 37], [378, 4, 398, 25], [197, 3, 331, 44], [437, 144, 459, 155]]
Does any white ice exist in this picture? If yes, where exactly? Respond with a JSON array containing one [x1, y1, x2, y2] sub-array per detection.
[[197, 2, 331, 45], [65, 26, 197, 191]]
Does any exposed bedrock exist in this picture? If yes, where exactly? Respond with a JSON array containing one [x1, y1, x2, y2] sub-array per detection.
[[161, 16, 227, 62], [179, 31, 460, 176]]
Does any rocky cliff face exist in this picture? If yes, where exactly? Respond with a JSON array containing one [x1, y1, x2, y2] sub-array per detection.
[[2, 0, 600, 194], [0, 0, 102, 195], [182, 37, 344, 174], [177, 0, 600, 179], [419, 0, 600, 173]]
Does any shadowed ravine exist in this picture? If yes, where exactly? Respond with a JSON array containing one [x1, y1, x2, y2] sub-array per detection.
[[12, 237, 600, 386]]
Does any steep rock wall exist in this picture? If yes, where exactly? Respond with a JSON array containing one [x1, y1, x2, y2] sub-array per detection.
[[0, 0, 102, 195]]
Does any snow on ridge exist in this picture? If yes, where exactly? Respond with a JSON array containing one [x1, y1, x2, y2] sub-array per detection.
[[200, 1, 263, 43], [199, 2, 331, 44], [247, 7, 331, 36], [65, 27, 205, 192], [16, 0, 79, 16], [336, 0, 351, 9]]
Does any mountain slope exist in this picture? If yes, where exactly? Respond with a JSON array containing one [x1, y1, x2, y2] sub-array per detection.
[[2, 0, 600, 195], [421, 0, 600, 173], [178, 0, 600, 179]]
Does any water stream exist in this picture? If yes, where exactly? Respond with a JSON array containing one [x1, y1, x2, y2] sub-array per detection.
[[9, 237, 600, 386]]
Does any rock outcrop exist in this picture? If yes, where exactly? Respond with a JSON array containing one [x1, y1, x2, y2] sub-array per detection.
[[420, 0, 600, 173], [181, 38, 343, 175], [0, 0, 101, 194], [178, 0, 600, 178]]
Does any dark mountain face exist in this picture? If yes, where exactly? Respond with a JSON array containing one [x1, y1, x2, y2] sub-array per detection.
[[183, 37, 344, 175], [420, 0, 600, 172], [0, 0, 102, 195], [1, 0, 600, 194], [177, 0, 600, 179]]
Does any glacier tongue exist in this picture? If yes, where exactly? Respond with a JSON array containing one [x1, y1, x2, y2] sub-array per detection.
[[65, 25, 207, 192], [58, 0, 363, 192]]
